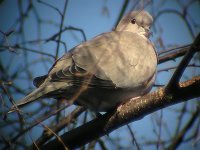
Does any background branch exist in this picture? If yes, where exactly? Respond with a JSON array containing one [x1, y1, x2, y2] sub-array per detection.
[[166, 33, 200, 91]]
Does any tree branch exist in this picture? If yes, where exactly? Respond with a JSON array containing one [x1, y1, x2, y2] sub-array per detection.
[[158, 46, 189, 64], [40, 75, 200, 150], [166, 33, 200, 91]]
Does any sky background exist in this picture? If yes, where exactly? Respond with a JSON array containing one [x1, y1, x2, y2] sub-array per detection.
[[0, 0, 200, 150]]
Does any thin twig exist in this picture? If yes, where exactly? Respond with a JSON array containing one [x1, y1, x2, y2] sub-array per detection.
[[166, 107, 200, 150], [158, 44, 191, 55], [55, 0, 68, 59], [127, 124, 140, 150], [32, 106, 86, 148]]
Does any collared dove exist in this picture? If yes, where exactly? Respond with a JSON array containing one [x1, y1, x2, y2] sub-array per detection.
[[9, 10, 157, 112]]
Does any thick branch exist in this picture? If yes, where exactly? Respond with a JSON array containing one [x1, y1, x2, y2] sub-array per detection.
[[40, 76, 200, 150]]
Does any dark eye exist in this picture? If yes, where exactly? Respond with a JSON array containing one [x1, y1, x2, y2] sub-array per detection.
[[131, 18, 136, 24]]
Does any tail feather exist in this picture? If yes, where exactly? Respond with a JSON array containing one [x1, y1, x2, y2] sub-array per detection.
[[8, 82, 67, 113]]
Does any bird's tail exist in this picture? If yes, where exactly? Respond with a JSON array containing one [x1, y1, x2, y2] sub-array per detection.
[[8, 82, 67, 113]]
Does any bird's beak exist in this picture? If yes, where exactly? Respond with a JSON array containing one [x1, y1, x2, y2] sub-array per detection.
[[144, 26, 151, 38], [144, 26, 150, 32], [144, 26, 150, 33]]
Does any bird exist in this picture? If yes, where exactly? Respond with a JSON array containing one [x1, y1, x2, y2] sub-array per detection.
[[9, 10, 157, 113]]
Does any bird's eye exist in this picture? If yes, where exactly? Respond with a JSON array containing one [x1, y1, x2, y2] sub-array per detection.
[[131, 18, 136, 24]]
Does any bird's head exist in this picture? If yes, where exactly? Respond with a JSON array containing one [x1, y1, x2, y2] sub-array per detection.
[[116, 10, 153, 38]]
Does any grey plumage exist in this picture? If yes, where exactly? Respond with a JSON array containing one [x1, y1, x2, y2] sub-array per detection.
[[9, 10, 157, 112]]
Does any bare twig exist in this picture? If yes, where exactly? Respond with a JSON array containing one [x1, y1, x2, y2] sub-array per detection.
[[158, 64, 200, 73], [8, 105, 67, 146], [55, 0, 68, 59], [158, 44, 191, 56], [32, 107, 86, 148], [0, 45, 55, 59], [166, 107, 200, 150], [158, 46, 190, 64], [114, 0, 130, 28], [127, 124, 140, 150]]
